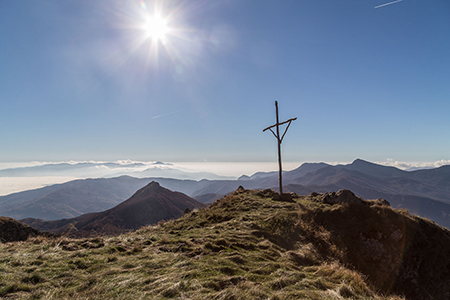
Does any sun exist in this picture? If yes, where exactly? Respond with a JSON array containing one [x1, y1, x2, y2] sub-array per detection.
[[125, 2, 186, 66], [143, 14, 168, 42]]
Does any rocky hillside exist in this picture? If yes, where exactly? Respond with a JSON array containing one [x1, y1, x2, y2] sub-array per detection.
[[2, 187, 450, 299]]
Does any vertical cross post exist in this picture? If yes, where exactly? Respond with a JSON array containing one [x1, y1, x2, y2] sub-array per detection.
[[263, 101, 297, 195], [275, 101, 283, 194]]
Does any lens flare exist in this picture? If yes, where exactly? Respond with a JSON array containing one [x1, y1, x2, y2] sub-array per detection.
[[140, 0, 147, 11]]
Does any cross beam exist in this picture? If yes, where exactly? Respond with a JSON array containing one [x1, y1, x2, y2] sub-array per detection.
[[263, 101, 297, 195]]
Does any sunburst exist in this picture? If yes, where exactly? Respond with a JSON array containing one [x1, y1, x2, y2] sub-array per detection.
[[143, 14, 168, 43]]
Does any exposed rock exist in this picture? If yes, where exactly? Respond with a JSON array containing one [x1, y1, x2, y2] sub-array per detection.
[[390, 228, 403, 242], [320, 189, 364, 205], [231, 186, 247, 195], [366, 198, 391, 207], [374, 198, 391, 207], [359, 232, 386, 262], [273, 193, 296, 203], [256, 189, 278, 198]]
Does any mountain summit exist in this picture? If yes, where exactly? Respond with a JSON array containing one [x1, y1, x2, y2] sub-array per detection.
[[4, 187, 450, 299], [23, 181, 205, 237], [343, 158, 406, 178], [102, 181, 205, 230]]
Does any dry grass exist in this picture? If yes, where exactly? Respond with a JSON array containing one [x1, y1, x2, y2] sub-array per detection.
[[0, 188, 435, 299]]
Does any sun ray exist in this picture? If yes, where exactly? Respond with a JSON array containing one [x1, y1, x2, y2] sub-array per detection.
[[110, 0, 201, 75]]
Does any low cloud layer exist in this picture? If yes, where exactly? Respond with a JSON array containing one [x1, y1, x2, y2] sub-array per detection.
[[377, 159, 450, 170], [0, 159, 448, 196]]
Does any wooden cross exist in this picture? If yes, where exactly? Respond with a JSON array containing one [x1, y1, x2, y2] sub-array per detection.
[[263, 101, 297, 195]]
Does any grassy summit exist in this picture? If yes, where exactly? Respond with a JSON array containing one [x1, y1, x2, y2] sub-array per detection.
[[1, 187, 450, 299]]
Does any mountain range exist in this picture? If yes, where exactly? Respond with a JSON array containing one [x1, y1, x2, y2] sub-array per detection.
[[1, 158, 450, 228], [22, 181, 205, 237], [0, 161, 232, 181]]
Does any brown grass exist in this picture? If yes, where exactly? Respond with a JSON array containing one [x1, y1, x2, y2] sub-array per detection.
[[3, 187, 445, 299]]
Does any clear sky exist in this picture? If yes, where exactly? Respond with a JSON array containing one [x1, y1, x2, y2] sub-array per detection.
[[1, 0, 449, 165]]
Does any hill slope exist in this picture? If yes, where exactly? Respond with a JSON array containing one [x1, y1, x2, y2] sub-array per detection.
[[0, 176, 153, 220], [3, 187, 450, 299], [0, 217, 51, 243], [22, 181, 206, 237]]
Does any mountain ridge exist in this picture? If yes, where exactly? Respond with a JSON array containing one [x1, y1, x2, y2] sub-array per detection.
[[3, 159, 450, 229], [22, 181, 205, 237]]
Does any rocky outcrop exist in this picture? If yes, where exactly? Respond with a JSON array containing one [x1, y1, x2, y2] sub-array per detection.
[[371, 198, 391, 206], [320, 189, 364, 205]]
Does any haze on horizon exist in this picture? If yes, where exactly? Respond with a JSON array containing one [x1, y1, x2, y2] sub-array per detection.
[[1, 158, 450, 197], [1, 1, 449, 167]]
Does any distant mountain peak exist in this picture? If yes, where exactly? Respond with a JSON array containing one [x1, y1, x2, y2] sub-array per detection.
[[349, 158, 400, 169], [344, 159, 405, 178], [23, 183, 205, 237], [131, 181, 163, 199], [147, 181, 161, 187], [351, 158, 372, 165], [152, 161, 171, 166]]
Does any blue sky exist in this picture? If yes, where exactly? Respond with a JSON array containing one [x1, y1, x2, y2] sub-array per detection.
[[1, 0, 449, 165]]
